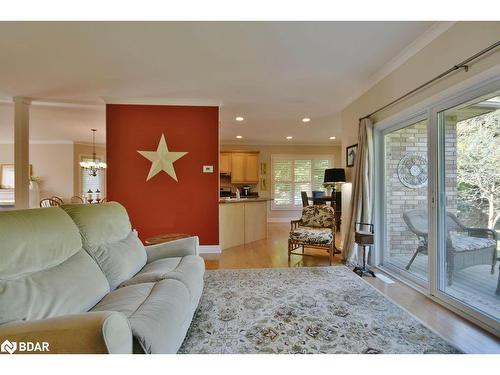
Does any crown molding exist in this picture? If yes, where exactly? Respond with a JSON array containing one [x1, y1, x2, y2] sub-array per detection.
[[340, 21, 456, 111], [0, 140, 74, 145], [102, 96, 223, 107]]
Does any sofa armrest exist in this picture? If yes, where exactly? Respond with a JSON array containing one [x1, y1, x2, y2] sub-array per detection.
[[145, 235, 200, 263], [0, 311, 132, 354]]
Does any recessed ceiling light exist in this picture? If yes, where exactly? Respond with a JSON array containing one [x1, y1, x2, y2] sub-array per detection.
[[235, 116, 244, 122], [302, 118, 311, 123], [329, 136, 336, 140], [286, 136, 293, 140], [236, 135, 243, 139]]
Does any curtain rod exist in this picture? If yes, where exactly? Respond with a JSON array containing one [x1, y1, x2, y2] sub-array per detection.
[[359, 40, 500, 122]]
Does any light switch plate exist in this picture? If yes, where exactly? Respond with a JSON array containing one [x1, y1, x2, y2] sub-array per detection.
[[203, 165, 214, 173]]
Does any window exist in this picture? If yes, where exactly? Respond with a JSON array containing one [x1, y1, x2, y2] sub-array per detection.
[[80, 156, 104, 196], [271, 155, 332, 210]]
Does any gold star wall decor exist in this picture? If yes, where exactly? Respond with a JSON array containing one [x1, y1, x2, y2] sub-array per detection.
[[137, 134, 188, 182]]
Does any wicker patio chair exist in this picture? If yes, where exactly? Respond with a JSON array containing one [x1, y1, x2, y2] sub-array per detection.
[[403, 209, 497, 285], [288, 205, 339, 265]]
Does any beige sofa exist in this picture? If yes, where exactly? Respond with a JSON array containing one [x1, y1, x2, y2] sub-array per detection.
[[0, 202, 205, 354]]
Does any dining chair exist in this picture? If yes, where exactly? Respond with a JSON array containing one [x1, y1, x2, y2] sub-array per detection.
[[70, 196, 84, 204], [312, 190, 325, 205], [301, 191, 309, 207], [40, 198, 61, 208], [51, 196, 64, 205]]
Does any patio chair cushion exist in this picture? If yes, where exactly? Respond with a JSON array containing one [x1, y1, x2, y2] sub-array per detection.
[[301, 205, 335, 228], [289, 227, 333, 245], [450, 233, 496, 252]]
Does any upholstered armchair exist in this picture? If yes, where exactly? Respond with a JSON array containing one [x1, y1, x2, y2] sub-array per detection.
[[288, 205, 339, 265], [403, 209, 497, 285]]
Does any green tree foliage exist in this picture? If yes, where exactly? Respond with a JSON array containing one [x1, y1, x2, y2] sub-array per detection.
[[457, 109, 500, 229]]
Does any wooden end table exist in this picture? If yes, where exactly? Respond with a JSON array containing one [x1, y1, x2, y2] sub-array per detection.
[[145, 233, 191, 245]]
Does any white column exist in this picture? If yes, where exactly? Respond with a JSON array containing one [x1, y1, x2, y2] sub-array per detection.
[[14, 96, 31, 209]]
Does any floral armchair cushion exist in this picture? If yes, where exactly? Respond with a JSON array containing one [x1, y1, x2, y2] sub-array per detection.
[[290, 227, 333, 245], [300, 205, 335, 228]]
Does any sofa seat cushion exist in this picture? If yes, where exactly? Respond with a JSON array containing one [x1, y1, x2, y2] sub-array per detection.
[[120, 255, 205, 296], [450, 233, 496, 252], [92, 278, 202, 353], [289, 227, 333, 245]]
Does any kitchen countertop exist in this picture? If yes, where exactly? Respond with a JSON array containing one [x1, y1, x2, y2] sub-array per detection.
[[219, 197, 272, 204]]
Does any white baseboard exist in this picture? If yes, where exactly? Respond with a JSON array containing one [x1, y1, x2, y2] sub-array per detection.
[[267, 217, 297, 223], [199, 245, 221, 254]]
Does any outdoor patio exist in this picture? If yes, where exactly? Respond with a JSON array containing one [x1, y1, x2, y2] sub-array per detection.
[[389, 254, 499, 321]]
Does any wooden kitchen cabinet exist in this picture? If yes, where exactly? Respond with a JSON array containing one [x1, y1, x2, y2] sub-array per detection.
[[244, 153, 259, 183], [230, 152, 259, 184], [220, 152, 232, 174]]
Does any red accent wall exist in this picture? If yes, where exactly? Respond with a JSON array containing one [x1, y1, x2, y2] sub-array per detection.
[[106, 104, 219, 245]]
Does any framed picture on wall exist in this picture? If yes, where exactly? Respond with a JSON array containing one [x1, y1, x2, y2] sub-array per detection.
[[346, 144, 358, 167], [0, 164, 33, 188]]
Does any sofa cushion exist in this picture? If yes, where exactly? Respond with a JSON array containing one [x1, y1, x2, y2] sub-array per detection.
[[92, 278, 203, 353], [289, 226, 333, 245], [0, 207, 109, 324], [120, 255, 205, 298], [62, 203, 147, 290]]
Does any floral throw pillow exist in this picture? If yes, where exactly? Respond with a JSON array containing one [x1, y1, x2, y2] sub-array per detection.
[[301, 205, 335, 228]]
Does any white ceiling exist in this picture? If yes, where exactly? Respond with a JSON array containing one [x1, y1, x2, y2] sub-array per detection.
[[0, 21, 441, 144]]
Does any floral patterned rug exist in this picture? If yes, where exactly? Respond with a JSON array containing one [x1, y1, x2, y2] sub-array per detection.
[[179, 266, 461, 354]]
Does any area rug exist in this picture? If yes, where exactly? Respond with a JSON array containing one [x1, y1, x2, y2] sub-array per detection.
[[179, 266, 461, 354]]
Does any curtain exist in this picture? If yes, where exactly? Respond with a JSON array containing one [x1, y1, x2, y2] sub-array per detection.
[[343, 117, 374, 264]]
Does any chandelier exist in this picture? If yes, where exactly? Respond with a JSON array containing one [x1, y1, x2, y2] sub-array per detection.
[[80, 129, 107, 177]]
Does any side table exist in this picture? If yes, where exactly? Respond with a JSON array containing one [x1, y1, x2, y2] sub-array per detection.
[[145, 233, 191, 245]]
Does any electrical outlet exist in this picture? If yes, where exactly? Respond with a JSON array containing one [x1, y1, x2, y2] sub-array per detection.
[[203, 165, 214, 173]]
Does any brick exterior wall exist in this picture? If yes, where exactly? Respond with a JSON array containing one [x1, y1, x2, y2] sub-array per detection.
[[385, 119, 457, 257]]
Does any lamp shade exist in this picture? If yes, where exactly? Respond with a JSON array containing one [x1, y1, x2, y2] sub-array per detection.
[[324, 168, 346, 183]]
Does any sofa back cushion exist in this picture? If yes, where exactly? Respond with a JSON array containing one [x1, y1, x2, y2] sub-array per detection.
[[62, 202, 147, 290], [0, 207, 110, 324]]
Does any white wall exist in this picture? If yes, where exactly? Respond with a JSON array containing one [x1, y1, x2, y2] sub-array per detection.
[[0, 143, 74, 201]]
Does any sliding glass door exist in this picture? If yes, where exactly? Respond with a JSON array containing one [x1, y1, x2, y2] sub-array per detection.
[[382, 118, 429, 285], [377, 80, 500, 332], [436, 91, 500, 323]]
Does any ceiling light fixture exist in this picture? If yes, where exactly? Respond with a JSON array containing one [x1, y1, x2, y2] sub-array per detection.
[[236, 135, 243, 139], [286, 136, 293, 140], [235, 116, 244, 122], [329, 136, 336, 140], [302, 118, 311, 123], [79, 129, 106, 177]]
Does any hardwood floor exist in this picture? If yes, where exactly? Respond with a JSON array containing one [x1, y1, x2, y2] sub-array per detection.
[[202, 222, 500, 353]]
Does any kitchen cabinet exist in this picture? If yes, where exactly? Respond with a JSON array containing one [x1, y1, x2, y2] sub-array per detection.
[[229, 152, 259, 184], [244, 153, 259, 183], [220, 152, 232, 174], [230, 153, 246, 182]]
